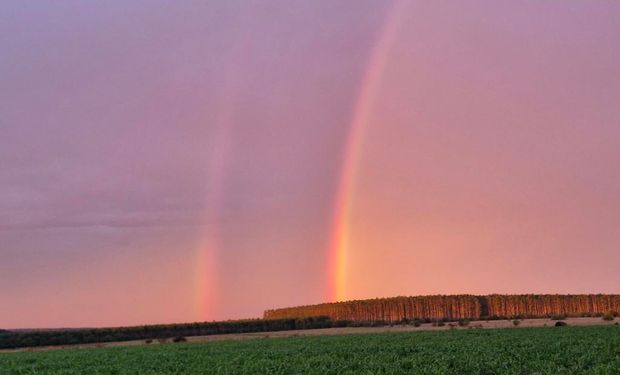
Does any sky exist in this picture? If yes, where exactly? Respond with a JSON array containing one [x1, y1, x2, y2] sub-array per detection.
[[1, 1, 619, 329]]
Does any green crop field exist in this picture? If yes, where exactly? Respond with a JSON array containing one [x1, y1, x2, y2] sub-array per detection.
[[1, 325, 619, 374]]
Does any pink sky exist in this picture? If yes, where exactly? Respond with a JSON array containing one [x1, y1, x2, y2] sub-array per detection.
[[1, 1, 619, 328]]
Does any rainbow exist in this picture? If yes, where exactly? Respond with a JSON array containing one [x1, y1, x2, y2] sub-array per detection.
[[195, 3, 409, 317], [194, 23, 249, 320], [193, 107, 234, 321], [327, 0, 408, 302]]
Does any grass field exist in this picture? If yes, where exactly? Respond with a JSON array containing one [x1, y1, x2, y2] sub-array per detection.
[[1, 325, 618, 374]]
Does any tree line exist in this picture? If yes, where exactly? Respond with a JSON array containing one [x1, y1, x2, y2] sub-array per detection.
[[264, 294, 620, 322], [3, 294, 618, 349], [0, 317, 333, 350]]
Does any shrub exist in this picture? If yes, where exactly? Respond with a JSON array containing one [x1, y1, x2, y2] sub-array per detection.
[[602, 311, 615, 321], [555, 321, 567, 327], [145, 339, 153, 344], [413, 321, 422, 327], [512, 320, 521, 327], [457, 319, 470, 327], [172, 336, 187, 343]]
